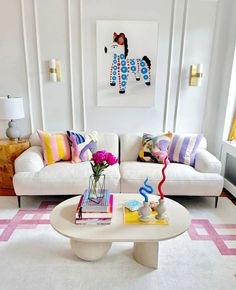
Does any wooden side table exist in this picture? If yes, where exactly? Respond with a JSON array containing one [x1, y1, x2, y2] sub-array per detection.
[[0, 139, 30, 201]]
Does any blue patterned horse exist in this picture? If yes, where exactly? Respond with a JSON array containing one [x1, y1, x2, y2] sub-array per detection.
[[104, 32, 151, 94]]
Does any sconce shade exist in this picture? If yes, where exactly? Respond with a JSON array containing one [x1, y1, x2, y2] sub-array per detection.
[[49, 59, 61, 82], [0, 97, 25, 120]]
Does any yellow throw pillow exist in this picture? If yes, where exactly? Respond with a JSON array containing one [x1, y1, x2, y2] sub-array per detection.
[[37, 130, 71, 165]]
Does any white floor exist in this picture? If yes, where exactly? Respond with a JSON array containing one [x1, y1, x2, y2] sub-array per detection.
[[0, 195, 235, 290]]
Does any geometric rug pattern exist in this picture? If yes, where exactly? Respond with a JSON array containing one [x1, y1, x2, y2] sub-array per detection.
[[1, 201, 236, 256], [188, 219, 236, 255], [0, 201, 57, 242]]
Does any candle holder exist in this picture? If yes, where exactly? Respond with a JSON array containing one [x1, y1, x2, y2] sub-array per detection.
[[138, 201, 153, 222], [155, 198, 167, 220]]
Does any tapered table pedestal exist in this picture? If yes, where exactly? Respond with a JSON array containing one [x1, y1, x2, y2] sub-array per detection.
[[133, 242, 159, 269]]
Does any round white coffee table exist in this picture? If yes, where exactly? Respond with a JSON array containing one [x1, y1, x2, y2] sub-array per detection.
[[50, 194, 191, 269]]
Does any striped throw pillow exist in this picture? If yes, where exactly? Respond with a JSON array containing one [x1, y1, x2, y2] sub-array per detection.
[[67, 131, 97, 163], [37, 130, 71, 165], [168, 134, 203, 166], [67, 131, 85, 144]]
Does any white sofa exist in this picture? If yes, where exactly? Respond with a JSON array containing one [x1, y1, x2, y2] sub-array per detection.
[[13, 132, 120, 203], [120, 134, 223, 202], [13, 132, 224, 207]]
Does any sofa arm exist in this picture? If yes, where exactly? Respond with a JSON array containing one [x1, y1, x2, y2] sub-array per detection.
[[194, 149, 222, 174], [14, 146, 45, 173]]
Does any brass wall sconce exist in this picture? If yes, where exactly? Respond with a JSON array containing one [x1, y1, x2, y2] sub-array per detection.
[[189, 64, 203, 86], [49, 59, 61, 82]]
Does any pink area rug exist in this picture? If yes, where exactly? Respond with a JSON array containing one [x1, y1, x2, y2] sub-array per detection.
[[0, 196, 235, 290], [0, 201, 57, 242], [189, 219, 236, 255], [1, 199, 236, 256]]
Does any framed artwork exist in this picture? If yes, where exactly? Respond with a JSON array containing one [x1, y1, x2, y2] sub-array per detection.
[[96, 20, 158, 107]]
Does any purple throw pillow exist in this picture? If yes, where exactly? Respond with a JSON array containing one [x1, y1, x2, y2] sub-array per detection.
[[168, 134, 203, 166]]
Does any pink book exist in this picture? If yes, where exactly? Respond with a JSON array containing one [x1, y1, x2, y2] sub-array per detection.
[[75, 195, 113, 219]]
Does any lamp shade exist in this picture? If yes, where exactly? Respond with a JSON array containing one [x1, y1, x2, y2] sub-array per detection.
[[0, 97, 25, 120]]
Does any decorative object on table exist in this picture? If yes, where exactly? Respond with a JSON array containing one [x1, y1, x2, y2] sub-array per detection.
[[88, 173, 106, 203], [124, 199, 142, 211], [75, 190, 113, 225], [96, 20, 158, 107], [155, 199, 167, 220], [138, 177, 154, 202], [123, 207, 168, 225], [138, 201, 152, 222], [89, 150, 118, 203], [75, 218, 112, 225], [79, 189, 111, 212], [138, 177, 154, 222], [155, 156, 168, 220], [149, 201, 159, 211], [137, 132, 172, 163], [0, 96, 25, 140]]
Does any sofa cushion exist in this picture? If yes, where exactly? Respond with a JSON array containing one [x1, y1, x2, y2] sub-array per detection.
[[37, 130, 71, 165], [120, 161, 223, 196], [14, 146, 44, 173], [168, 134, 203, 166], [137, 132, 172, 163], [194, 149, 222, 174], [13, 162, 120, 195], [67, 131, 97, 163]]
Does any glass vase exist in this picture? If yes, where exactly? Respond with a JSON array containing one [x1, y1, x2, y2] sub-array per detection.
[[88, 174, 106, 204]]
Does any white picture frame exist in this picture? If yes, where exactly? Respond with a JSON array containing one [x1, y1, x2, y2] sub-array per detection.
[[96, 20, 158, 107]]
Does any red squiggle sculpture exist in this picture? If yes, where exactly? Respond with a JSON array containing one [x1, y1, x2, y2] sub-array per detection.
[[157, 156, 168, 199]]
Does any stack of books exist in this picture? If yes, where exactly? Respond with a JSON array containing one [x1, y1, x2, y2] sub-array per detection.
[[75, 190, 113, 224]]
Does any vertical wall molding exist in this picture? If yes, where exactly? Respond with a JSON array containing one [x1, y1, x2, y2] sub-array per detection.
[[202, 0, 219, 133], [20, 0, 34, 133], [80, 0, 87, 132], [163, 0, 176, 132], [33, 0, 46, 130], [67, 0, 75, 130], [173, 0, 189, 132]]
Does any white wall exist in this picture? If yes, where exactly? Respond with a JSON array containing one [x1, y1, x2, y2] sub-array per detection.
[[203, 0, 236, 156], [0, 0, 31, 137], [83, 0, 173, 134], [0, 0, 233, 156]]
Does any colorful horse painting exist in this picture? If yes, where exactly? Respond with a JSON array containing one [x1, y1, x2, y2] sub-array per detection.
[[104, 32, 151, 94]]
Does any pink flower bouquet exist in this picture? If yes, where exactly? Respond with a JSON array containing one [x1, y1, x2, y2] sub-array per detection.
[[90, 150, 118, 176]]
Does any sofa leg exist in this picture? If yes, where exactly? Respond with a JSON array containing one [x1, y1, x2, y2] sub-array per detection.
[[17, 196, 21, 208], [215, 197, 219, 208]]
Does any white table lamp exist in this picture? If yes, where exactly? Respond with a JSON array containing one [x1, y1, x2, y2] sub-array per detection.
[[0, 96, 25, 140]]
